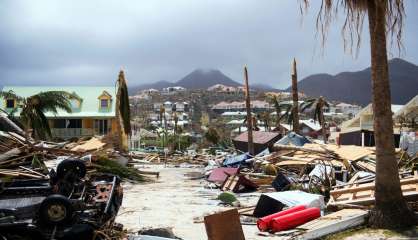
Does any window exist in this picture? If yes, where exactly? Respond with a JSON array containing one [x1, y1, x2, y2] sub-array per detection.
[[53, 119, 82, 129], [6, 99, 15, 108], [94, 119, 110, 135], [101, 99, 109, 108]]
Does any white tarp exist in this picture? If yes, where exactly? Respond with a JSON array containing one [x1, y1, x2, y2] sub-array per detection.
[[260, 190, 325, 210]]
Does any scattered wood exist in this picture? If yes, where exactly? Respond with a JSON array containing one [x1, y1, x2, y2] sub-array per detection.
[[329, 173, 418, 206], [296, 209, 368, 240]]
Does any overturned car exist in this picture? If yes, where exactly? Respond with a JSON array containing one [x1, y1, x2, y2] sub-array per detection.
[[0, 159, 123, 240]]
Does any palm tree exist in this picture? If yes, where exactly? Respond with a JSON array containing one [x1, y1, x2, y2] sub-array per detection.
[[159, 105, 165, 128], [268, 95, 292, 129], [173, 112, 179, 150], [243, 115, 259, 131], [291, 59, 300, 134], [0, 90, 75, 140], [302, 0, 415, 228], [300, 96, 329, 143], [258, 112, 271, 131], [173, 112, 178, 136], [244, 66, 255, 155], [115, 70, 131, 152]]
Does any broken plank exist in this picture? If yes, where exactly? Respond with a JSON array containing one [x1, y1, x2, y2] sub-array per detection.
[[297, 209, 368, 240]]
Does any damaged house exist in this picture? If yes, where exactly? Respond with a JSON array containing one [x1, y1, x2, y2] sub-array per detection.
[[339, 96, 418, 147], [1, 86, 118, 140]]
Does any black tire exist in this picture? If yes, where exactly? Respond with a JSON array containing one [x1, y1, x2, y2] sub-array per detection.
[[57, 159, 86, 179], [39, 194, 73, 226]]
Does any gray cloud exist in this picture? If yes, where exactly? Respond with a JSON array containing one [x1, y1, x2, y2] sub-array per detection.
[[0, 0, 417, 89]]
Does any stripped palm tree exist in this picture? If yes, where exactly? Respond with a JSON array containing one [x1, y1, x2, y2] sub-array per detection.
[[115, 70, 132, 152], [173, 112, 178, 136], [291, 59, 300, 134], [0, 90, 76, 140], [300, 96, 329, 143], [243, 115, 259, 131], [173, 112, 179, 150], [268, 96, 292, 129], [244, 66, 255, 155], [302, 0, 415, 228], [159, 105, 165, 128]]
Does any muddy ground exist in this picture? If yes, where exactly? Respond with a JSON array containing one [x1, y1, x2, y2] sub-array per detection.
[[116, 165, 263, 240]]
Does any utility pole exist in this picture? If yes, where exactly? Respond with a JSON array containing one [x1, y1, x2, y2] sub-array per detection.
[[291, 58, 300, 134], [244, 66, 255, 156]]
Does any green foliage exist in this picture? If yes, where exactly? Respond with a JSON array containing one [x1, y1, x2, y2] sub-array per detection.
[[300, 97, 329, 125], [31, 154, 48, 173], [166, 134, 193, 151], [208, 148, 216, 155], [217, 192, 237, 204], [267, 95, 293, 125], [205, 127, 220, 145], [95, 158, 144, 182], [0, 90, 76, 140]]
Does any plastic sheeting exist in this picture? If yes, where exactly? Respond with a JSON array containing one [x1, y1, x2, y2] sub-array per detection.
[[400, 132, 418, 157], [223, 153, 251, 167], [276, 132, 311, 146]]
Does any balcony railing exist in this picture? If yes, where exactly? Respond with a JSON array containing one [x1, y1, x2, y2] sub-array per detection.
[[51, 128, 94, 139]]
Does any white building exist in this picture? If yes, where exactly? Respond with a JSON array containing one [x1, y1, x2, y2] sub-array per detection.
[[162, 86, 186, 94]]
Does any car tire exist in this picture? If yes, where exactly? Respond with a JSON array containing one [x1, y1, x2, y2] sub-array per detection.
[[57, 159, 86, 179], [39, 194, 73, 226]]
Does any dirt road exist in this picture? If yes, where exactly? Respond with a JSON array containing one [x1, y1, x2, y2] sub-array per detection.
[[116, 165, 261, 240]]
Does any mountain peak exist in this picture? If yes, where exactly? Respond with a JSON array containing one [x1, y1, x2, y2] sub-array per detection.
[[288, 58, 417, 105], [193, 68, 220, 74], [176, 69, 241, 89], [130, 68, 242, 93]]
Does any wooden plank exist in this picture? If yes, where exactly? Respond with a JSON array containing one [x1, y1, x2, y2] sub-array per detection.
[[204, 209, 245, 240], [331, 177, 418, 195], [331, 191, 418, 206], [298, 209, 368, 240]]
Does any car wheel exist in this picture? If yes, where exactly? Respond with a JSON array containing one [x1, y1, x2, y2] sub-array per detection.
[[57, 159, 86, 179], [39, 195, 73, 226]]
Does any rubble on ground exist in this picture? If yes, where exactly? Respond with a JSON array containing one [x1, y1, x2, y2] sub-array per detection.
[[193, 131, 418, 239], [1, 111, 417, 240], [0, 116, 147, 239]]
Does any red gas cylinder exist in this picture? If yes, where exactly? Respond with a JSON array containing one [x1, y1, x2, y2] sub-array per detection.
[[256, 205, 306, 231], [270, 207, 320, 232]]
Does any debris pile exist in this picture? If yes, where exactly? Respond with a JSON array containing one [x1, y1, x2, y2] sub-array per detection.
[[200, 131, 418, 239], [0, 117, 145, 239]]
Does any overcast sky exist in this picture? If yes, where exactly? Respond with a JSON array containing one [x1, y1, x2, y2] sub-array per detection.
[[0, 0, 417, 89]]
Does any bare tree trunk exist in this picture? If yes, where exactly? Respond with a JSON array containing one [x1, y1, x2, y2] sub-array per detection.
[[291, 59, 300, 134], [320, 109, 327, 144], [0, 112, 25, 136], [367, 0, 415, 228], [244, 66, 255, 156]]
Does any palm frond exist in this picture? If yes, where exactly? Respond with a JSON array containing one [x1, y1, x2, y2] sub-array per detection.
[[302, 0, 404, 55], [0, 90, 24, 101], [33, 91, 75, 114], [300, 99, 316, 112]]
